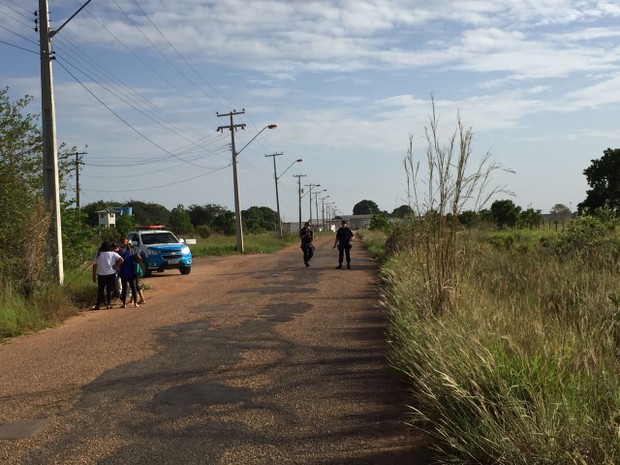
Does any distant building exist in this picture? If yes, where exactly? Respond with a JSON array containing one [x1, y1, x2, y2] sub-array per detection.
[[95, 206, 133, 228]]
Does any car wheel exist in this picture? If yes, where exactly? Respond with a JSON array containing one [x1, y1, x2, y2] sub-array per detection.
[[180, 266, 191, 275]]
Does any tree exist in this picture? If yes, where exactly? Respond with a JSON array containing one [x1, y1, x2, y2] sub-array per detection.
[[458, 210, 479, 227], [242, 206, 277, 233], [129, 200, 170, 226], [115, 214, 136, 238], [0, 88, 47, 291], [169, 204, 193, 235], [578, 148, 620, 213], [369, 213, 390, 232], [392, 204, 414, 218], [353, 199, 380, 215], [490, 199, 521, 228], [188, 204, 235, 235], [550, 203, 571, 221], [518, 208, 543, 229]]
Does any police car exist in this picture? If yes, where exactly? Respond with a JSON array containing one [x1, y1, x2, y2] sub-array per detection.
[[128, 226, 192, 276]]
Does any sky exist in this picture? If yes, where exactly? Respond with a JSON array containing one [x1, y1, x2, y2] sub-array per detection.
[[2, 0, 620, 224]]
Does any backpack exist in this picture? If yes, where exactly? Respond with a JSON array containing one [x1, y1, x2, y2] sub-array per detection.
[[133, 260, 145, 279]]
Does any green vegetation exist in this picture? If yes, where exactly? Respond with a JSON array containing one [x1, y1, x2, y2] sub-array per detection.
[[381, 216, 620, 464], [191, 232, 297, 256], [375, 98, 620, 463]]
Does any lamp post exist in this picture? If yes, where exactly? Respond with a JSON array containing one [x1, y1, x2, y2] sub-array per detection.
[[305, 183, 321, 224], [267, 155, 302, 238], [217, 114, 276, 253]]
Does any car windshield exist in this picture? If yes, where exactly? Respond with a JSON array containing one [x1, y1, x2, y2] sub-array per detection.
[[142, 232, 179, 245]]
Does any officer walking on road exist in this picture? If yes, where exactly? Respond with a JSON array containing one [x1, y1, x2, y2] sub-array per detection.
[[333, 220, 354, 269], [300, 221, 314, 267]]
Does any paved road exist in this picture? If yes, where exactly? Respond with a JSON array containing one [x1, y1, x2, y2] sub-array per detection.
[[0, 235, 430, 464]]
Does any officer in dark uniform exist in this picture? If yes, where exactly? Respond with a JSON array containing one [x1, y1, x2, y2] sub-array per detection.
[[333, 220, 354, 269], [299, 221, 314, 267]]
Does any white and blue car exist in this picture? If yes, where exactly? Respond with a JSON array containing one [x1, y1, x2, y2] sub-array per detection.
[[128, 226, 192, 276]]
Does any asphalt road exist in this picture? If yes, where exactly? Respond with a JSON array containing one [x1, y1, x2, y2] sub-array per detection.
[[0, 235, 431, 465]]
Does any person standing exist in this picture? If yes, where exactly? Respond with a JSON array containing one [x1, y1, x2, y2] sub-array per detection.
[[299, 221, 314, 267], [92, 241, 124, 309], [118, 237, 141, 308], [333, 220, 354, 269]]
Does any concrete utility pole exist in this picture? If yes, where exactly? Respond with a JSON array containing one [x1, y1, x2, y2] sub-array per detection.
[[62, 149, 87, 212], [305, 183, 320, 225], [217, 110, 246, 253], [266, 153, 302, 238], [320, 195, 330, 231], [293, 174, 306, 230], [264, 152, 283, 236], [39, 0, 63, 285], [38, 0, 93, 285], [217, 113, 276, 252]]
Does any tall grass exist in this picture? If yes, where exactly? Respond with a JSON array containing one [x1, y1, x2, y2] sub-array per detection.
[[383, 227, 620, 463], [382, 99, 620, 463]]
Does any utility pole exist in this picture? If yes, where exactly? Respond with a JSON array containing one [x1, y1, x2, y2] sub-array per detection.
[[37, 0, 93, 285], [217, 110, 246, 253], [293, 174, 306, 230], [264, 152, 284, 237], [39, 0, 63, 284], [305, 183, 320, 225], [62, 149, 87, 212], [320, 195, 330, 232]]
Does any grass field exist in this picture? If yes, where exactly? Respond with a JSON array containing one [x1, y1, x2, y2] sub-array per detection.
[[380, 217, 620, 464]]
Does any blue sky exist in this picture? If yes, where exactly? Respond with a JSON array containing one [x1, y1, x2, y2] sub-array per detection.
[[2, 0, 620, 223]]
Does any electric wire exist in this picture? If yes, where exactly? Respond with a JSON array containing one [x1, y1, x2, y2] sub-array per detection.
[[84, 164, 230, 193], [2, 0, 31, 15], [0, 24, 39, 45], [128, 0, 233, 109], [0, 5, 34, 29], [55, 36, 208, 142], [56, 57, 226, 171], [0, 38, 37, 54], [57, 51, 208, 149], [110, 0, 215, 105], [53, 37, 229, 163]]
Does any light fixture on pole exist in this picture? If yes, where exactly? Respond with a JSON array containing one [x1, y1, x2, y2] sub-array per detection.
[[217, 112, 276, 253], [266, 155, 302, 238]]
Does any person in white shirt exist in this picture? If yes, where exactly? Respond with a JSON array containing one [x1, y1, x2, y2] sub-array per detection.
[[92, 241, 124, 309]]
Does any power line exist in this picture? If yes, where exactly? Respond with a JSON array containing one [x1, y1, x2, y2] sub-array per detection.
[[128, 0, 232, 108], [0, 38, 37, 54], [55, 58, 222, 170], [2, 0, 31, 15], [0, 24, 39, 45], [84, 164, 230, 193]]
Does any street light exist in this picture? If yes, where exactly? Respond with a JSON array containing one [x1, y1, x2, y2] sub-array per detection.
[[217, 116, 277, 253], [267, 156, 302, 238]]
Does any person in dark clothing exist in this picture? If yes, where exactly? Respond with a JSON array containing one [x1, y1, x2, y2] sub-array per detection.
[[299, 221, 314, 267], [118, 237, 141, 308], [333, 220, 354, 269]]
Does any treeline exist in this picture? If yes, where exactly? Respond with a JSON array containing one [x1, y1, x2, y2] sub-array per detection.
[[81, 201, 279, 238]]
